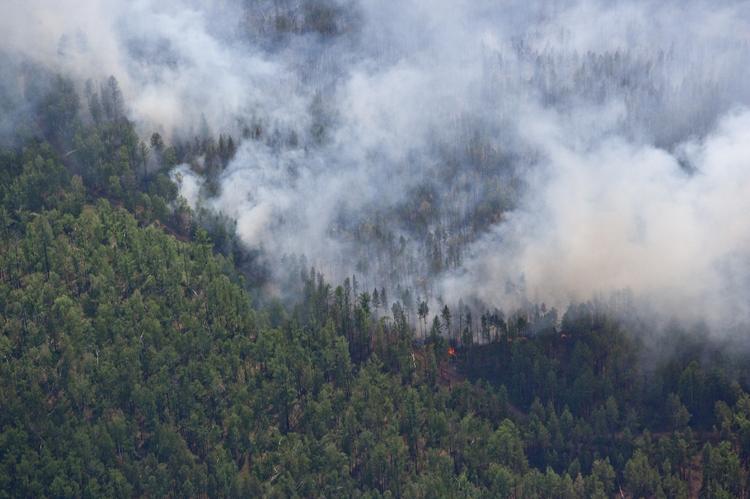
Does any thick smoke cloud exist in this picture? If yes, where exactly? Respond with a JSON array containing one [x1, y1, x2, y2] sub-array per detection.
[[443, 107, 750, 328], [0, 0, 304, 136], [5, 0, 750, 330]]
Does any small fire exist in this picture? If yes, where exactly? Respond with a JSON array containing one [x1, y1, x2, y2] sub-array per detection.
[[447, 347, 456, 357]]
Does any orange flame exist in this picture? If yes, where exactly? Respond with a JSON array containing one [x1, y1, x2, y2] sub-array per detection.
[[447, 347, 456, 356]]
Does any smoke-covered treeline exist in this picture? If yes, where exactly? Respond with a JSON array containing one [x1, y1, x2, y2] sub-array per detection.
[[3, 0, 750, 331]]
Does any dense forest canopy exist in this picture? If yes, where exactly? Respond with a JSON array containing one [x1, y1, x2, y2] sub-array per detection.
[[1, 0, 750, 497]]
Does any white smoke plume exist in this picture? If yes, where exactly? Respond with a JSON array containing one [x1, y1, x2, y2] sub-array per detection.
[[442, 106, 750, 328], [0, 0, 304, 136], [4, 0, 750, 330]]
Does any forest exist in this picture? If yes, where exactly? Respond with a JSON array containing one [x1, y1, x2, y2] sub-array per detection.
[[3, 0, 750, 498]]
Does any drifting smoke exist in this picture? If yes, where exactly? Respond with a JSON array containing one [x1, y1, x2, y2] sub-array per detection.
[[4, 0, 750, 329], [0, 0, 305, 136], [443, 107, 750, 328]]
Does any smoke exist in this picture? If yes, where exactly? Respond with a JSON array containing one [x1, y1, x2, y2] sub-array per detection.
[[443, 106, 750, 328], [4, 0, 750, 330], [0, 0, 304, 136]]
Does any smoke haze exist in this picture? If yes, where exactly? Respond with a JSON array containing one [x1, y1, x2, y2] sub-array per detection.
[[4, 0, 750, 329]]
